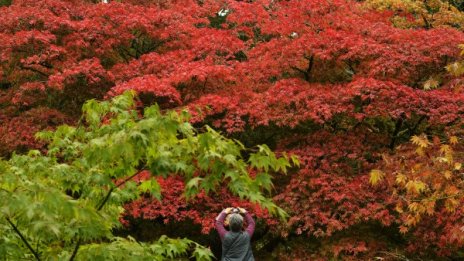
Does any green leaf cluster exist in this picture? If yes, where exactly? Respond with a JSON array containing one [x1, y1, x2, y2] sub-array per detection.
[[0, 91, 296, 260]]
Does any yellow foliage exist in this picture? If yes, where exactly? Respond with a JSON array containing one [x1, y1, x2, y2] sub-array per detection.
[[364, 0, 423, 13], [445, 198, 459, 212], [405, 180, 427, 194], [455, 162, 462, 170], [446, 62, 464, 77], [444, 170, 452, 180], [396, 173, 407, 185], [369, 169, 385, 185], [415, 181, 427, 193], [460, 44, 464, 55], [411, 135, 431, 148], [423, 77, 440, 90], [381, 153, 392, 165], [405, 214, 421, 226], [376, 133, 464, 230], [364, 0, 464, 29], [437, 156, 451, 164], [439, 145, 454, 163], [440, 145, 452, 154], [446, 154, 454, 164], [408, 202, 426, 214], [449, 136, 459, 145], [415, 147, 424, 156]]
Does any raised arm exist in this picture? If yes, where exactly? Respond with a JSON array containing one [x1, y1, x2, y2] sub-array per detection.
[[215, 209, 228, 240], [240, 209, 255, 237]]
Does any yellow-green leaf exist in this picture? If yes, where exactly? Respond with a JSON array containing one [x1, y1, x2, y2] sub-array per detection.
[[369, 169, 385, 186]]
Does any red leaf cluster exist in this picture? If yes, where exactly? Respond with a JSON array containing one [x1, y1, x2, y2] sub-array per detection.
[[122, 171, 276, 234], [2, 0, 464, 258]]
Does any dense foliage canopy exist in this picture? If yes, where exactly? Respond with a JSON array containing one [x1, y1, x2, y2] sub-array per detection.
[[1, 0, 464, 259], [0, 91, 294, 260]]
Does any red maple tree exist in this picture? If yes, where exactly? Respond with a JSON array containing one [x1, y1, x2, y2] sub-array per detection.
[[2, 0, 464, 258]]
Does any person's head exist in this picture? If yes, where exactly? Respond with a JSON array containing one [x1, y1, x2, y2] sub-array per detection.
[[228, 213, 244, 232]]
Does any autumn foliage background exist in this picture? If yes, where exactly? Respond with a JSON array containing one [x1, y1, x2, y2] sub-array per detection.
[[2, 0, 464, 259]]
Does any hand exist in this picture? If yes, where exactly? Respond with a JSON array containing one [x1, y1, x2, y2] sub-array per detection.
[[238, 207, 247, 214], [216, 208, 232, 221]]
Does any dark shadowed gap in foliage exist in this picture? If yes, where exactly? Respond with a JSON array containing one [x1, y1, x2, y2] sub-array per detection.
[[113, 219, 412, 260], [267, 222, 408, 260], [0, 0, 11, 6], [114, 217, 289, 260], [46, 81, 114, 118], [0, 81, 11, 89], [114, 218, 222, 259], [191, 119, 322, 152], [138, 92, 179, 109]]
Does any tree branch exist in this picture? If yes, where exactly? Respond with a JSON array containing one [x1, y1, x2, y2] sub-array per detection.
[[6, 217, 41, 261], [305, 54, 314, 81], [19, 64, 49, 77], [96, 171, 142, 211], [96, 187, 115, 211], [291, 54, 314, 82], [400, 192, 463, 203], [421, 13, 432, 29], [376, 251, 411, 261], [202, 77, 208, 90], [408, 115, 427, 136], [290, 66, 307, 75], [69, 171, 145, 259], [68, 237, 81, 261], [117, 46, 137, 61], [390, 116, 404, 150]]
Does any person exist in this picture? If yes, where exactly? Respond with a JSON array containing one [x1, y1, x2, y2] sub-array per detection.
[[215, 207, 255, 261]]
